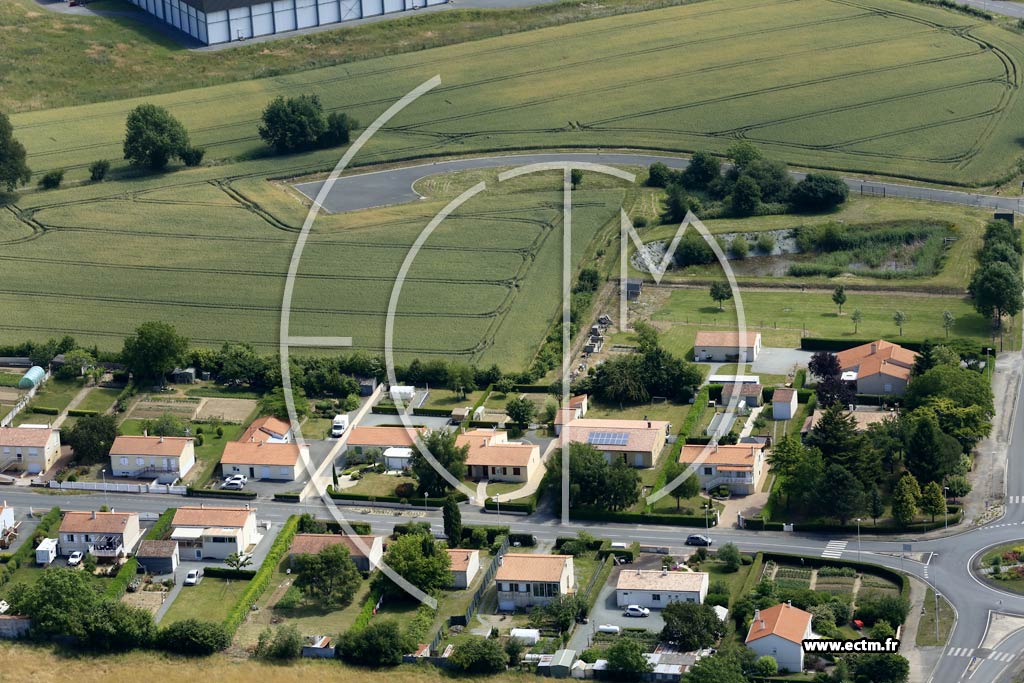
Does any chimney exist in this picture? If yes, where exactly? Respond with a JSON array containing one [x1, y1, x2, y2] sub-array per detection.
[[258, 441, 264, 447], [787, 600, 792, 607], [753, 609, 760, 624], [159, 436, 164, 443], [498, 556, 503, 566], [870, 342, 877, 354], [91, 511, 96, 519], [647, 421, 651, 429], [143, 429, 148, 437], [661, 568, 668, 576]]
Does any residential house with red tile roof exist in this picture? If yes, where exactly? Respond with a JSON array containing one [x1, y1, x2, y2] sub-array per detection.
[[679, 442, 766, 494], [287, 533, 384, 572], [58, 510, 141, 560], [0, 425, 61, 475], [745, 602, 815, 673], [171, 505, 259, 560], [557, 418, 670, 468], [221, 441, 302, 481], [834, 339, 917, 396], [109, 435, 195, 482], [457, 429, 541, 483], [240, 416, 293, 444], [694, 331, 762, 362], [495, 554, 575, 611]]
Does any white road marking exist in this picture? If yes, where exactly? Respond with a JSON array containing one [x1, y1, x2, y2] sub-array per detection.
[[821, 541, 847, 559]]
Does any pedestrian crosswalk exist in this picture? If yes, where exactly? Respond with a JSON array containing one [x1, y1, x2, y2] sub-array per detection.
[[821, 541, 847, 559], [946, 648, 1017, 663], [1010, 495, 1022, 504]]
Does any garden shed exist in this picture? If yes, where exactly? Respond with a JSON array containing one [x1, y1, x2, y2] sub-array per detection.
[[17, 367, 45, 389]]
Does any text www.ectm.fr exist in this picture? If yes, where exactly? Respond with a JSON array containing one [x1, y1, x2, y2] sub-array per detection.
[[803, 638, 901, 654]]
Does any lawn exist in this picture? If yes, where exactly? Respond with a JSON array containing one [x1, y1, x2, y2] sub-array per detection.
[[75, 387, 121, 414], [916, 588, 955, 647], [649, 287, 1004, 356], [420, 389, 486, 411], [161, 576, 251, 625], [10, 0, 1024, 185], [347, 471, 418, 499], [584, 399, 691, 426], [0, 564, 113, 601], [15, 378, 84, 418], [691, 559, 753, 607]]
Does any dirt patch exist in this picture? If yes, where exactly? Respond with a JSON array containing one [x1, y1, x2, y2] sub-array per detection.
[[0, 388, 22, 403], [196, 397, 258, 423], [122, 589, 167, 616], [128, 398, 201, 420]]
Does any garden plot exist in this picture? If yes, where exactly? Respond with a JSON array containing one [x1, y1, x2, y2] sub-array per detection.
[[195, 397, 258, 423], [128, 397, 202, 421]]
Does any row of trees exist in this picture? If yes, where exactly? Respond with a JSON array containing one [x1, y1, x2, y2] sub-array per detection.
[[648, 142, 848, 223], [7, 568, 230, 655], [969, 219, 1023, 348]]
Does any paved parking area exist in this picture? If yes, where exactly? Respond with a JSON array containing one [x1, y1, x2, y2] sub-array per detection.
[[751, 347, 812, 376], [570, 563, 666, 651]]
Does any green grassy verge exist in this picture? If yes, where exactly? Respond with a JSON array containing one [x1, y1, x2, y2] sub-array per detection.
[[916, 588, 955, 646]]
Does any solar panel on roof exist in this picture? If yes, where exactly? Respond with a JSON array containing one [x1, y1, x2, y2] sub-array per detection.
[[587, 431, 629, 446]]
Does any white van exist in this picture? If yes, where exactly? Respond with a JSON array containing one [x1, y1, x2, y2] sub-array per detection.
[[330, 415, 349, 437]]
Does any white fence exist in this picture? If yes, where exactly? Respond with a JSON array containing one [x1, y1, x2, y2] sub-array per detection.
[[47, 480, 187, 495]]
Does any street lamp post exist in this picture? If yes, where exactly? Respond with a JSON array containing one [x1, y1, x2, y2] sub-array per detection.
[[935, 591, 941, 642], [855, 518, 862, 562], [943, 486, 949, 531], [424, 492, 429, 510], [101, 468, 109, 510], [493, 495, 501, 521]]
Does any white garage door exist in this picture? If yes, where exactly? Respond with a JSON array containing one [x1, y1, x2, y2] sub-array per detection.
[[383, 0, 403, 13]]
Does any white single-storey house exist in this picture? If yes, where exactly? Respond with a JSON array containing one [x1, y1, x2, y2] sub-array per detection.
[[679, 442, 766, 495], [772, 388, 798, 420], [0, 425, 61, 475], [221, 441, 302, 481], [457, 429, 541, 483], [495, 554, 575, 611], [615, 569, 709, 609], [58, 510, 142, 560], [346, 426, 424, 456], [447, 548, 481, 589], [693, 331, 762, 362], [746, 602, 815, 673], [170, 505, 259, 560], [109, 435, 196, 482]]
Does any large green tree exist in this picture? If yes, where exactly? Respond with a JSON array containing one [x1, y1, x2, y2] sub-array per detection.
[[806, 404, 876, 485], [969, 260, 1024, 330], [8, 568, 101, 639], [377, 532, 451, 597], [904, 412, 962, 485], [891, 474, 921, 527], [0, 111, 31, 192], [606, 638, 652, 681], [663, 460, 701, 511], [851, 653, 910, 683], [410, 429, 468, 497], [661, 602, 723, 651], [258, 94, 328, 154], [821, 464, 865, 525], [920, 481, 947, 522], [293, 544, 362, 606], [122, 321, 189, 384], [66, 413, 119, 465], [443, 495, 462, 545], [449, 636, 508, 674], [684, 651, 747, 683], [123, 104, 191, 170], [336, 619, 408, 666], [605, 458, 641, 511]]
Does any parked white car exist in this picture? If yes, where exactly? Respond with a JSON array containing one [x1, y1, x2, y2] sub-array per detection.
[[623, 605, 650, 618], [67, 551, 84, 567], [184, 569, 203, 586]]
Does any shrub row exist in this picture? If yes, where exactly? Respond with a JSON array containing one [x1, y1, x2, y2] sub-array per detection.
[[0, 507, 61, 589], [461, 525, 511, 545], [144, 508, 176, 541], [186, 487, 257, 500], [796, 388, 815, 403], [328, 488, 467, 506], [512, 384, 550, 393], [350, 587, 383, 632], [744, 506, 961, 534], [798, 337, 990, 355], [371, 405, 401, 415], [571, 507, 715, 527], [273, 492, 301, 502], [204, 566, 257, 580], [66, 409, 99, 417], [30, 406, 60, 415], [739, 553, 765, 597], [314, 519, 372, 536], [104, 558, 139, 600], [222, 514, 299, 635], [411, 407, 453, 417], [507, 533, 537, 547], [681, 386, 711, 438], [794, 369, 807, 389]]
